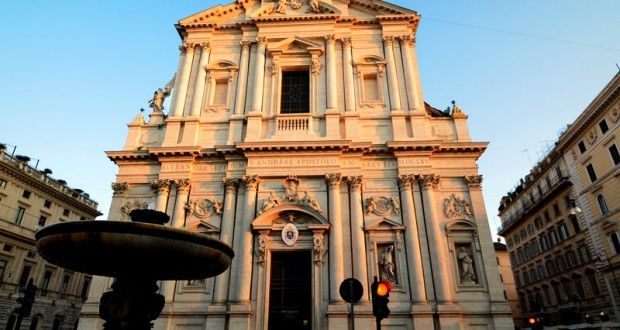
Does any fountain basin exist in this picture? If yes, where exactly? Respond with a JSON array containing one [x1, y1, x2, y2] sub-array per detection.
[[36, 220, 234, 280]]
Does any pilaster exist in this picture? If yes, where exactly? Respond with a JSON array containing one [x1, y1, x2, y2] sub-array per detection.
[[325, 173, 345, 302], [189, 42, 211, 117], [171, 179, 191, 228], [213, 178, 239, 304], [151, 179, 171, 212], [347, 175, 369, 302], [170, 43, 196, 117]]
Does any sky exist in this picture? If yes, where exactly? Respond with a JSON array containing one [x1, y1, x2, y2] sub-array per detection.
[[1, 1, 619, 238]]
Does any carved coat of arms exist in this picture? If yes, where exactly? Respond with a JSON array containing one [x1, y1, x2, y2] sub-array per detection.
[[442, 194, 473, 219], [364, 196, 400, 219]]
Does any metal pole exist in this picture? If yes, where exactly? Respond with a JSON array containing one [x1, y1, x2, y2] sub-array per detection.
[[350, 302, 355, 330], [376, 318, 381, 330]]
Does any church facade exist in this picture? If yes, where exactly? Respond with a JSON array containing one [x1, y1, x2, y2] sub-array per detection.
[[80, 0, 513, 329]]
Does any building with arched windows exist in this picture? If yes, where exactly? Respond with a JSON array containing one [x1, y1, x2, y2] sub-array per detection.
[[79, 0, 513, 329], [498, 72, 620, 327]]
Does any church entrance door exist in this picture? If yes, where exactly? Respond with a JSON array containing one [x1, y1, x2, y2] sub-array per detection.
[[268, 251, 312, 330]]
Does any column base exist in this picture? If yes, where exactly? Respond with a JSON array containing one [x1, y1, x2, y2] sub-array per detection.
[[227, 302, 253, 330]]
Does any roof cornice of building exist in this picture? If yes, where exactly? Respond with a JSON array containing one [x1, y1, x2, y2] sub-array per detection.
[[556, 72, 620, 150], [0, 157, 100, 216], [106, 150, 155, 162]]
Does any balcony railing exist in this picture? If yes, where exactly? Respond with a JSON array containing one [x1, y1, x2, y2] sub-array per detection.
[[498, 175, 571, 234]]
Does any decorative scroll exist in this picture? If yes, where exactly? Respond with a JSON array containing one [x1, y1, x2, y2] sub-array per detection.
[[364, 196, 400, 219], [442, 194, 473, 219], [120, 200, 149, 219], [258, 177, 323, 214], [257, 234, 269, 266], [313, 235, 326, 264], [185, 198, 223, 219]]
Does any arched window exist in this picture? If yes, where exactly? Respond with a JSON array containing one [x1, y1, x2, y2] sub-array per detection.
[[610, 232, 620, 255], [598, 194, 609, 215]]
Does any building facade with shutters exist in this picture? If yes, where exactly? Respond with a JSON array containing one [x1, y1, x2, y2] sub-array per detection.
[[0, 147, 100, 329], [497, 72, 620, 327], [80, 0, 513, 329]]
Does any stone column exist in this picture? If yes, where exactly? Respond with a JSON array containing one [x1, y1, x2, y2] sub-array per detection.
[[171, 179, 191, 228], [418, 174, 451, 303], [110, 182, 128, 220], [170, 43, 196, 117], [383, 36, 401, 111], [342, 38, 355, 112], [234, 41, 252, 115], [189, 42, 211, 117], [250, 38, 267, 113], [230, 175, 260, 302], [325, 35, 338, 111], [213, 178, 239, 304], [397, 175, 426, 303], [348, 176, 369, 302], [151, 179, 171, 213], [398, 35, 419, 112], [325, 174, 344, 302]]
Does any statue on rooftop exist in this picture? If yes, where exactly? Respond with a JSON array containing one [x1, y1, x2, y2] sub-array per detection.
[[149, 76, 175, 113]]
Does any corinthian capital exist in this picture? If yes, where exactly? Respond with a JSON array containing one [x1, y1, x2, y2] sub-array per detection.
[[257, 37, 268, 47], [240, 40, 252, 50], [464, 175, 483, 190], [175, 179, 191, 192], [340, 37, 352, 47], [418, 174, 439, 189], [324, 35, 336, 44], [383, 36, 395, 46], [325, 173, 342, 189], [398, 34, 415, 46], [223, 178, 240, 193], [111, 182, 128, 197], [242, 175, 260, 191], [397, 174, 416, 190], [347, 175, 363, 190], [151, 179, 172, 194]]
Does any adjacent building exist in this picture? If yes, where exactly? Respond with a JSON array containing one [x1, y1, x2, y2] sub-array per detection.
[[498, 72, 620, 327], [0, 147, 100, 329], [494, 240, 520, 325], [81, 0, 513, 329]]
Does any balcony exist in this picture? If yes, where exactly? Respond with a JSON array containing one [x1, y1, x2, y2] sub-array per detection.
[[271, 114, 318, 139], [498, 175, 572, 235]]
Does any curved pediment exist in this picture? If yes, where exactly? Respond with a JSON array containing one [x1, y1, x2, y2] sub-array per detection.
[[354, 55, 386, 66], [208, 60, 239, 71], [252, 206, 328, 230], [445, 219, 477, 236]]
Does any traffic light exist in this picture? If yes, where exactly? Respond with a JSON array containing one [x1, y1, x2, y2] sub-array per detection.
[[371, 276, 391, 321], [527, 315, 543, 330]]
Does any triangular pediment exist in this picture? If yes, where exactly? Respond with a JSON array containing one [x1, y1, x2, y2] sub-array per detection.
[[178, 2, 247, 27], [268, 36, 323, 54], [365, 218, 405, 232], [346, 0, 417, 17], [185, 219, 219, 234]]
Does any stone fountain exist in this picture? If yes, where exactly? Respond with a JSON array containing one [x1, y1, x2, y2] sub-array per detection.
[[36, 209, 234, 330]]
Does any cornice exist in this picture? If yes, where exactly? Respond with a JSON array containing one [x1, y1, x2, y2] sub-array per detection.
[[106, 150, 155, 162], [557, 72, 620, 150], [148, 146, 202, 158], [0, 162, 100, 216], [236, 140, 351, 152]]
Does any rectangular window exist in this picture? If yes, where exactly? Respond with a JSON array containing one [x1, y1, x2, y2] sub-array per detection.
[[19, 265, 31, 287], [570, 214, 581, 233], [556, 166, 563, 179], [38, 215, 47, 227], [14, 207, 26, 225], [575, 278, 585, 298], [558, 223, 569, 241], [578, 245, 590, 263], [41, 270, 53, 291], [2, 244, 12, 252], [610, 144, 620, 165], [588, 273, 600, 295], [22, 190, 31, 199], [0, 260, 6, 282], [0, 178, 7, 189], [578, 141, 587, 154], [44, 200, 52, 208], [553, 203, 561, 216], [63, 208, 70, 217], [60, 274, 71, 293], [81, 278, 91, 299], [213, 79, 228, 105], [586, 164, 597, 182], [280, 71, 309, 114], [599, 119, 609, 134], [363, 74, 380, 101]]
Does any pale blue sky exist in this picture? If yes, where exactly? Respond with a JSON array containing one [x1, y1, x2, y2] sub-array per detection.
[[1, 1, 619, 236]]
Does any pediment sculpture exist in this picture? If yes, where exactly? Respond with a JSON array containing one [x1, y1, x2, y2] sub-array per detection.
[[259, 176, 323, 214], [442, 194, 473, 219], [185, 198, 223, 219], [364, 196, 400, 219], [269, 0, 327, 15]]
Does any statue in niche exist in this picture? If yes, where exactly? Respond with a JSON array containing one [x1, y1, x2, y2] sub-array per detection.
[[379, 245, 397, 283], [458, 246, 476, 284]]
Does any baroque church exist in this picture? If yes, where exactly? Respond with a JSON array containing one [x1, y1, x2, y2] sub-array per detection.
[[81, 0, 513, 329]]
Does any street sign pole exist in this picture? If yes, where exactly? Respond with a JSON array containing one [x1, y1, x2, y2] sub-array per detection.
[[339, 278, 363, 330]]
